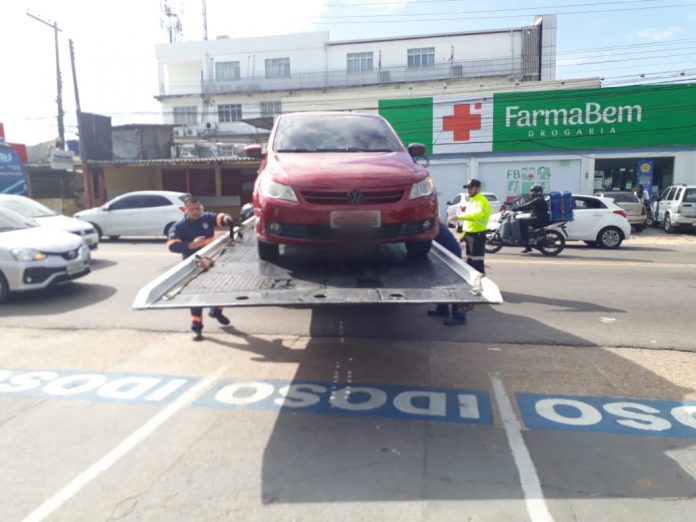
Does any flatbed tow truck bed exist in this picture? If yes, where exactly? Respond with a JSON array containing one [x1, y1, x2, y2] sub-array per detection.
[[133, 222, 503, 309]]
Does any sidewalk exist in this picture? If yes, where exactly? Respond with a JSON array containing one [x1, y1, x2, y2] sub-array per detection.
[[629, 226, 696, 245]]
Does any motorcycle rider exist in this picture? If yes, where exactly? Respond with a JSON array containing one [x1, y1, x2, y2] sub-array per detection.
[[515, 184, 550, 253]]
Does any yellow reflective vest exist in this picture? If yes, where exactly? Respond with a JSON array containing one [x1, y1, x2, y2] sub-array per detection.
[[458, 193, 491, 234]]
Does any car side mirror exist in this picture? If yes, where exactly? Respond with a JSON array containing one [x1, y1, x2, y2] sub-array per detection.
[[407, 143, 426, 157], [244, 144, 264, 159]]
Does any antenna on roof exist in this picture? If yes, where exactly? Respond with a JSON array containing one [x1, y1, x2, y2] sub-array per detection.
[[161, 0, 183, 43], [202, 0, 208, 41]]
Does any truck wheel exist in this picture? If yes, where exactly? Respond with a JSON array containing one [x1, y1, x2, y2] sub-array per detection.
[[0, 271, 9, 304], [257, 240, 280, 261], [664, 214, 675, 233], [405, 239, 432, 258], [597, 227, 623, 249]]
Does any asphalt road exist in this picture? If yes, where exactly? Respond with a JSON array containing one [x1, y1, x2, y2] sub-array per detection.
[[1, 230, 695, 521]]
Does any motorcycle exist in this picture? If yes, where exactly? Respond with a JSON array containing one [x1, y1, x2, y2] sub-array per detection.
[[485, 210, 567, 256]]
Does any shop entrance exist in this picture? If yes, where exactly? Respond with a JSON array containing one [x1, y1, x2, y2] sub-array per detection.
[[594, 157, 674, 197]]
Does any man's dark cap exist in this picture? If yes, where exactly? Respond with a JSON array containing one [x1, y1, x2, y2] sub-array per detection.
[[463, 179, 481, 188]]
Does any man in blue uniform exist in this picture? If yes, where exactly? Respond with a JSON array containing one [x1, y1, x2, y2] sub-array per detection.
[[426, 221, 470, 326], [167, 195, 234, 341]]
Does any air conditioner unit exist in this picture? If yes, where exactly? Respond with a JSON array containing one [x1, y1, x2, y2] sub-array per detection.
[[173, 128, 185, 138], [378, 71, 391, 83], [185, 128, 195, 137], [451, 65, 463, 78]]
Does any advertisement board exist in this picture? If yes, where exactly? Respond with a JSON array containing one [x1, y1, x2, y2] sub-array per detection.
[[0, 143, 27, 195]]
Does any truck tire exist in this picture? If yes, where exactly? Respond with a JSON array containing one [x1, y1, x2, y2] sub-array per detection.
[[258, 240, 280, 261], [405, 239, 432, 258]]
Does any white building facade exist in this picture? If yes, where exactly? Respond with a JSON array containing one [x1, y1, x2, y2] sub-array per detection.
[[155, 16, 558, 143]]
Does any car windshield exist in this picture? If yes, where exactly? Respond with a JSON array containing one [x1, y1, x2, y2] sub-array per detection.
[[484, 194, 498, 201], [273, 115, 403, 153], [605, 192, 639, 203], [0, 206, 39, 232], [0, 197, 57, 218]]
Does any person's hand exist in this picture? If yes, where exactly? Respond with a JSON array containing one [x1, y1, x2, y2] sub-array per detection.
[[221, 214, 233, 226], [189, 236, 209, 250]]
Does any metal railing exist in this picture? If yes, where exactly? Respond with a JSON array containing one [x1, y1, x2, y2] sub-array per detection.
[[160, 56, 534, 96]]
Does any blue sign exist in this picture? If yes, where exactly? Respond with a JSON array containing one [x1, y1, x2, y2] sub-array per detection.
[[636, 159, 654, 194], [196, 379, 493, 426], [517, 393, 696, 439], [0, 143, 27, 195]]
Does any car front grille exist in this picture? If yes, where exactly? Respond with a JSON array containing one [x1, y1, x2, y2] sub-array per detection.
[[301, 189, 404, 205], [43, 249, 81, 260], [267, 220, 428, 241]]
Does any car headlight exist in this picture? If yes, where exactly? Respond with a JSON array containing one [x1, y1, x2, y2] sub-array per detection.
[[260, 177, 298, 202], [409, 177, 435, 200], [11, 248, 46, 262]]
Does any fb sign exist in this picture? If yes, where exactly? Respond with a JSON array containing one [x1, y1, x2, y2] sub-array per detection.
[[517, 393, 696, 439]]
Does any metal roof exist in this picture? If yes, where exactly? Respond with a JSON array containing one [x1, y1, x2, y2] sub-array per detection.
[[88, 156, 260, 167]]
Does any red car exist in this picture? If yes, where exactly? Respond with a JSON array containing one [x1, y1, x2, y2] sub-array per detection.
[[247, 112, 438, 261]]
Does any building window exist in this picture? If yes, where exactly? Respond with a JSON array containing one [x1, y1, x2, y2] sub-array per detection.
[[347, 52, 374, 73], [407, 47, 435, 68], [218, 104, 242, 123], [260, 101, 282, 117], [173, 106, 198, 125], [265, 58, 290, 79], [215, 61, 240, 81]]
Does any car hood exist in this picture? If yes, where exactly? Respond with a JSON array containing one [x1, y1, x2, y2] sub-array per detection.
[[0, 227, 84, 251], [269, 152, 426, 188], [35, 214, 94, 233]]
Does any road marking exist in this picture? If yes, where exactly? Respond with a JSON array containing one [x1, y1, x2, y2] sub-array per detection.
[[491, 377, 554, 522], [21, 366, 228, 522], [487, 259, 696, 269]]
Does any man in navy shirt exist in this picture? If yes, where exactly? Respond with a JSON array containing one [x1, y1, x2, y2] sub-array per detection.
[[167, 195, 234, 341], [426, 221, 470, 326]]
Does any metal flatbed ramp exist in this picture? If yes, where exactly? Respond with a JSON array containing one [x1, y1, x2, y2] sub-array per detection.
[[133, 223, 503, 309]]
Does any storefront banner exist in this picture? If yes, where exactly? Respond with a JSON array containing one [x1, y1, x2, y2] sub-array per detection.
[[636, 159, 654, 194]]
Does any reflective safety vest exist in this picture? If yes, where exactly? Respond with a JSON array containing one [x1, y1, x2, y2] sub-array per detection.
[[458, 193, 491, 234]]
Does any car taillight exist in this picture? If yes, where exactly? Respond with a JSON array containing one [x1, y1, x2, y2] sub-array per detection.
[[613, 209, 627, 218]]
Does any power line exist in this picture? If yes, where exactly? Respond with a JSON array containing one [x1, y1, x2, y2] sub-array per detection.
[[312, 2, 696, 23]]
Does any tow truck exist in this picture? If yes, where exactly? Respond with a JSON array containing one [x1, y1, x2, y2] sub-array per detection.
[[133, 220, 503, 310]]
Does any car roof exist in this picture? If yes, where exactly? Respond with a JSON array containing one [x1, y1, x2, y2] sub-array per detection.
[[115, 191, 187, 197]]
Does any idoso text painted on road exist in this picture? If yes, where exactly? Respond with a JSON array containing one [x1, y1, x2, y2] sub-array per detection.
[[517, 393, 696, 439]]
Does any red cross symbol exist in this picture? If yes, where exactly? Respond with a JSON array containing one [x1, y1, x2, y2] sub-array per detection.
[[442, 103, 482, 142]]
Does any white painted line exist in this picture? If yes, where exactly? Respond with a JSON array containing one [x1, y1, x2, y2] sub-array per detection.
[[491, 377, 554, 522], [21, 366, 228, 522]]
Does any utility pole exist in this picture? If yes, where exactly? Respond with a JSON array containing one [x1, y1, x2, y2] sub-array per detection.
[[69, 39, 94, 209], [26, 12, 65, 150]]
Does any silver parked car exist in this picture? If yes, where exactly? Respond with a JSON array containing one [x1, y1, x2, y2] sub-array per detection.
[[0, 194, 99, 249], [0, 206, 91, 303]]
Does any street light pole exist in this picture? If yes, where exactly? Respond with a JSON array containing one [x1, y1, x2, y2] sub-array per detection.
[[26, 11, 65, 150], [69, 39, 94, 209]]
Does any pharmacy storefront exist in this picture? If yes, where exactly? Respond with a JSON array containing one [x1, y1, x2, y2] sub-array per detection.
[[379, 83, 696, 215]]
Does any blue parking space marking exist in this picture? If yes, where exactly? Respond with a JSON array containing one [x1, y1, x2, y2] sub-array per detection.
[[517, 393, 696, 439], [0, 369, 196, 405], [195, 379, 493, 425]]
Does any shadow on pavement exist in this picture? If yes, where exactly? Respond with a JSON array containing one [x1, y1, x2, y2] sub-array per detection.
[[249, 305, 695, 507], [89, 258, 118, 271], [1, 282, 116, 315]]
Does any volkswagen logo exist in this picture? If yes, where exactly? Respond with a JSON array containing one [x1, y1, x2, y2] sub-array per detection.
[[347, 189, 363, 205]]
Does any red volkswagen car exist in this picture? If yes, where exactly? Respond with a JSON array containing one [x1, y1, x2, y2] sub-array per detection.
[[248, 112, 438, 261]]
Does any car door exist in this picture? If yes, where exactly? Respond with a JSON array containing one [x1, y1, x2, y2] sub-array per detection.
[[103, 195, 145, 235], [566, 196, 607, 240], [138, 195, 177, 235], [671, 187, 683, 219], [656, 188, 674, 223]]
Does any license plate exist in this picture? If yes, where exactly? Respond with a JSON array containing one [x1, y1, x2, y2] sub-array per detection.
[[66, 262, 85, 275], [625, 209, 635, 215], [330, 211, 381, 229]]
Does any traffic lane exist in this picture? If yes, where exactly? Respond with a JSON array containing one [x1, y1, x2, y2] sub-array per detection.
[[3, 328, 696, 519]]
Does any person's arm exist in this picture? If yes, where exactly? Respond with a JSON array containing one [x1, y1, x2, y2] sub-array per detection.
[[166, 223, 189, 255], [458, 199, 485, 221], [213, 212, 233, 228]]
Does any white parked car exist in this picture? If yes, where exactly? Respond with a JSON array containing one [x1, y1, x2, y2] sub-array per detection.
[[489, 194, 632, 249], [0, 194, 99, 249], [446, 192, 503, 232], [75, 190, 187, 239], [0, 206, 91, 303], [650, 184, 696, 233]]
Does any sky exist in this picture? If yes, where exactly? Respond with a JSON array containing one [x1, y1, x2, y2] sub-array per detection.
[[1, 0, 695, 145]]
